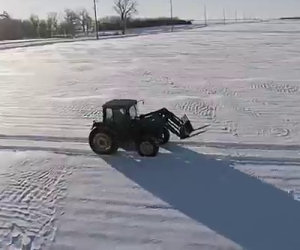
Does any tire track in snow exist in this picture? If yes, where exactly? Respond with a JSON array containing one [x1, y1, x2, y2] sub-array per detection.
[[249, 81, 300, 138], [174, 98, 240, 136], [175, 100, 217, 119], [252, 81, 300, 94], [176, 141, 300, 151], [145, 74, 261, 136], [0, 156, 70, 249], [0, 146, 94, 157], [53, 102, 103, 120], [141, 73, 239, 136], [0, 134, 86, 143], [258, 127, 291, 137]]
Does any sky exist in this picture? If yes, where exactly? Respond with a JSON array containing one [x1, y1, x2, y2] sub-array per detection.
[[0, 0, 299, 20]]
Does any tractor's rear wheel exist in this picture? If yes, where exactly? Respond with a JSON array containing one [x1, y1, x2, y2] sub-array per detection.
[[89, 128, 118, 155], [160, 127, 170, 145], [137, 137, 159, 157]]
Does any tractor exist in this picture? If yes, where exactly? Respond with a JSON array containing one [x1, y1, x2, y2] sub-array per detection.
[[89, 99, 209, 157]]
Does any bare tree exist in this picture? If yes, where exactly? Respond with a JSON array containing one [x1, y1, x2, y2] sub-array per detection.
[[39, 20, 48, 38], [29, 15, 40, 37], [78, 9, 92, 36], [47, 12, 58, 37], [114, 0, 138, 34], [63, 9, 80, 37]]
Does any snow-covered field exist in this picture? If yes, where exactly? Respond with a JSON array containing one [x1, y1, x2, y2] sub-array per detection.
[[1, 20, 300, 250]]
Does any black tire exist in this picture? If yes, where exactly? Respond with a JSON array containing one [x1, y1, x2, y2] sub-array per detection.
[[137, 137, 159, 157], [160, 127, 170, 145], [89, 128, 118, 155]]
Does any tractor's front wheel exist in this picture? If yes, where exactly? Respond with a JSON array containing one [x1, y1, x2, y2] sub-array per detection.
[[89, 128, 118, 155], [137, 137, 159, 157]]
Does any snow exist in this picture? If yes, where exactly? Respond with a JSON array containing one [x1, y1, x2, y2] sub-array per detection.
[[0, 20, 300, 249]]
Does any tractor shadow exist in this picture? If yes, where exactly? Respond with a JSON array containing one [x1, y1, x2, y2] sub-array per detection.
[[102, 144, 300, 250]]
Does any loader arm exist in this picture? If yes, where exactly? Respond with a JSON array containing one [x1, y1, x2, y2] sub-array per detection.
[[140, 108, 209, 139]]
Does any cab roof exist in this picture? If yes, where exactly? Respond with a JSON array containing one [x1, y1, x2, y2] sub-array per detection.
[[103, 99, 137, 109]]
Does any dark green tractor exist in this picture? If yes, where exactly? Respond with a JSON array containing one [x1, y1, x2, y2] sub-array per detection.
[[89, 99, 209, 157]]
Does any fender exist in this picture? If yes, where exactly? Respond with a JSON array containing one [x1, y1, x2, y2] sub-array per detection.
[[91, 121, 105, 130]]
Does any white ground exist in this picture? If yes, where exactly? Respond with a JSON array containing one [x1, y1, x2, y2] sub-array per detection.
[[0, 20, 300, 250]]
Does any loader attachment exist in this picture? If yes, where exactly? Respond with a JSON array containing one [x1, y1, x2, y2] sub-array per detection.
[[179, 115, 210, 139], [140, 108, 209, 140]]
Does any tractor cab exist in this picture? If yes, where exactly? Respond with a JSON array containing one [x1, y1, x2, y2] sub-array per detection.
[[102, 99, 138, 124], [101, 99, 140, 138]]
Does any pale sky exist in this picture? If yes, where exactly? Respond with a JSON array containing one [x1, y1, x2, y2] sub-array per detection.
[[0, 0, 299, 20]]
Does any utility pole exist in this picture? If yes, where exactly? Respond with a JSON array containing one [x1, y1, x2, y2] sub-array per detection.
[[170, 0, 174, 32], [204, 4, 207, 26], [93, 0, 99, 40], [235, 10, 238, 22], [223, 8, 226, 24]]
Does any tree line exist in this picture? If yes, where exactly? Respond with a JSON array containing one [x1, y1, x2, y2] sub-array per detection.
[[0, 0, 191, 41], [0, 9, 94, 40]]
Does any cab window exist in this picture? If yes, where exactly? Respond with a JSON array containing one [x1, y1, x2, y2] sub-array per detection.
[[106, 108, 113, 121], [129, 105, 137, 119]]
